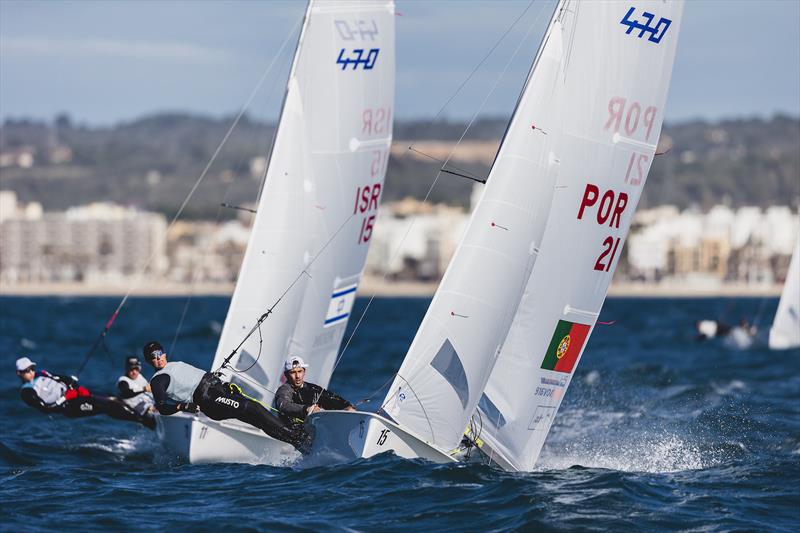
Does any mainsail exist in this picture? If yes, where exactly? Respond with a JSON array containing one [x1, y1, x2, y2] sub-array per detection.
[[210, 0, 395, 403], [475, 0, 684, 471], [769, 239, 800, 350]]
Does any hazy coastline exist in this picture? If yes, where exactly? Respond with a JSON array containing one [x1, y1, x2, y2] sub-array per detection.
[[0, 279, 782, 298]]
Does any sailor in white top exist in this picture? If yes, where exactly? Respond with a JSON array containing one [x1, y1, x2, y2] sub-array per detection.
[[116, 356, 155, 417]]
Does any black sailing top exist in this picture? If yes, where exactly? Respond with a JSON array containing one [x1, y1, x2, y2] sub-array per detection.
[[273, 382, 353, 423]]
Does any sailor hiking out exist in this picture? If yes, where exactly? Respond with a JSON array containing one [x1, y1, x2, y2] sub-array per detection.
[[15, 356, 156, 429], [143, 341, 305, 450], [116, 356, 156, 417], [274, 356, 355, 430]]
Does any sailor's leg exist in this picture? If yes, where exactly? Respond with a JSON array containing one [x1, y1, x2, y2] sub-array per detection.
[[62, 397, 105, 418], [91, 396, 157, 430], [236, 398, 304, 448], [198, 383, 303, 449]]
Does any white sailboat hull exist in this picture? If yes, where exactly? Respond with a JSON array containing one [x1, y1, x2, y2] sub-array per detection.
[[159, 412, 300, 465], [306, 411, 456, 464]]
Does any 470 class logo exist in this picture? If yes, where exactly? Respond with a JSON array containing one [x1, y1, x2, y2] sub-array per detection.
[[620, 6, 672, 44], [337, 48, 379, 70]]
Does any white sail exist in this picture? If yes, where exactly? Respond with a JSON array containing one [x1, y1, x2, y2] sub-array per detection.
[[379, 3, 568, 452], [211, 0, 395, 403], [769, 238, 800, 350], [475, 0, 684, 472]]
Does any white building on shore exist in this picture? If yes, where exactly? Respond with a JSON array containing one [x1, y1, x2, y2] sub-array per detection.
[[0, 192, 167, 284]]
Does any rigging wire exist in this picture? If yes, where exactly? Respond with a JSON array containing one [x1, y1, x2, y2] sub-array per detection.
[[168, 44, 293, 358], [214, 211, 357, 375], [331, 0, 549, 396], [408, 0, 538, 153], [75, 18, 303, 376]]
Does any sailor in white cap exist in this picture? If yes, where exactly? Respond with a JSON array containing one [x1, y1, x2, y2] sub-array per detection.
[[15, 356, 155, 429], [273, 356, 355, 428]]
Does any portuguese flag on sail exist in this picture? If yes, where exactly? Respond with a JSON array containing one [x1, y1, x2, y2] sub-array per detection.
[[541, 320, 591, 374]]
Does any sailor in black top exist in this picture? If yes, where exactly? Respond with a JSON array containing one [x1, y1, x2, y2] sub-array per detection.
[[143, 341, 304, 449], [15, 356, 155, 429], [274, 356, 355, 429]]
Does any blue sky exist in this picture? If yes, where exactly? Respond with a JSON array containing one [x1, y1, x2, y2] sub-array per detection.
[[1, 0, 798, 126]]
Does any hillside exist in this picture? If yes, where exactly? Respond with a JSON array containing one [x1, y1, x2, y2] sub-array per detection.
[[1, 113, 797, 217]]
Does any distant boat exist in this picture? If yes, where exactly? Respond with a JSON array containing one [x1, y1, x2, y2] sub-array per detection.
[[769, 239, 800, 350], [160, 0, 395, 464], [307, 0, 685, 469]]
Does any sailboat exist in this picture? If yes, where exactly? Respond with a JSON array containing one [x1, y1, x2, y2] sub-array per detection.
[[160, 0, 395, 464], [307, 0, 684, 469], [769, 239, 800, 350]]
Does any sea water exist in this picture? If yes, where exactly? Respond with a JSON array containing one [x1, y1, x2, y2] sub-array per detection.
[[1, 296, 798, 531]]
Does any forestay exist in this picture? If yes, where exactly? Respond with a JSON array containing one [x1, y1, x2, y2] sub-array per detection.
[[211, 0, 395, 403], [476, 0, 684, 472], [380, 3, 567, 451], [769, 239, 800, 350]]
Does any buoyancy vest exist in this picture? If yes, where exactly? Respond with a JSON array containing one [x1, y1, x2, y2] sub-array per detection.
[[152, 362, 206, 404], [117, 373, 155, 409], [21, 373, 67, 406]]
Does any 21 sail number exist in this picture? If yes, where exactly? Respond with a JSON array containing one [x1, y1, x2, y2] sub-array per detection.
[[577, 183, 629, 272]]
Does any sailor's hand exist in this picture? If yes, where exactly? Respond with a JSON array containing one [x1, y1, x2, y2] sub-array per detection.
[[144, 384, 152, 393], [307, 404, 322, 415], [345, 406, 356, 412], [180, 402, 199, 413], [55, 395, 66, 406]]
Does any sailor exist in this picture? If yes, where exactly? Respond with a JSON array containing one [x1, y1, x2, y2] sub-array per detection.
[[143, 341, 303, 450], [274, 356, 355, 429], [116, 356, 156, 418], [15, 356, 156, 430]]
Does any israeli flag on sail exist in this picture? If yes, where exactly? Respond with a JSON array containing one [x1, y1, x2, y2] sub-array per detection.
[[324, 283, 358, 327]]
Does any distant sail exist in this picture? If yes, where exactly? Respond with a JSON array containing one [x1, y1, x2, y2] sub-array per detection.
[[476, 0, 685, 472], [210, 0, 395, 402], [769, 239, 800, 350]]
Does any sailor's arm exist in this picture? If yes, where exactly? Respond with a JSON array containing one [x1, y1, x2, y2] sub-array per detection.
[[274, 384, 307, 418], [150, 374, 181, 415], [315, 385, 355, 411], [20, 387, 61, 414], [117, 379, 149, 399]]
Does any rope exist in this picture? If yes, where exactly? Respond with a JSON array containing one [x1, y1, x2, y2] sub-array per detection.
[[215, 212, 356, 375], [408, 0, 538, 152], [332, 0, 547, 380], [76, 18, 303, 376]]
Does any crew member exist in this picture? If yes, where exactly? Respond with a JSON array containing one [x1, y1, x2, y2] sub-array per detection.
[[15, 356, 156, 430], [274, 356, 355, 429], [143, 341, 303, 450], [117, 356, 156, 418]]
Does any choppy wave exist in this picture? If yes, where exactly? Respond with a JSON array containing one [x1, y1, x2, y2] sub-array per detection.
[[1, 296, 799, 531]]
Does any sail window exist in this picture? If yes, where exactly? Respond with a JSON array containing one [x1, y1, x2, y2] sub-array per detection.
[[478, 393, 507, 428], [430, 339, 469, 409]]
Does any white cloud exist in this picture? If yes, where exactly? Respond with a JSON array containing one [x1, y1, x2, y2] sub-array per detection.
[[2, 37, 232, 64]]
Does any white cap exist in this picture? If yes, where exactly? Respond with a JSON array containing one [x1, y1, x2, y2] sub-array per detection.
[[284, 356, 309, 371], [15, 356, 36, 372]]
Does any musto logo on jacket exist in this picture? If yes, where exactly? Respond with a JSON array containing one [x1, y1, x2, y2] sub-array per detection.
[[215, 397, 239, 409]]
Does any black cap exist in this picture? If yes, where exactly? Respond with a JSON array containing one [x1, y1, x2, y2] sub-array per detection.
[[143, 340, 165, 360], [125, 356, 142, 371]]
